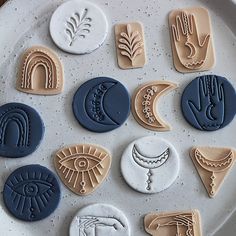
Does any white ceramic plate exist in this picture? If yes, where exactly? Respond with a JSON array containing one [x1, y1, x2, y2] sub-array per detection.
[[0, 0, 236, 235]]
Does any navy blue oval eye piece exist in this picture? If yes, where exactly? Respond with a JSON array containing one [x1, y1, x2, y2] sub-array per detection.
[[0, 103, 44, 158], [181, 75, 236, 131], [72, 77, 130, 132], [3, 165, 61, 221]]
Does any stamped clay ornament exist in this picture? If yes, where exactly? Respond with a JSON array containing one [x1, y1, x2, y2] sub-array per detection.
[[17, 46, 63, 95], [145, 210, 202, 236], [121, 136, 180, 194], [132, 81, 177, 131], [50, 0, 108, 54], [54, 144, 111, 196], [115, 22, 146, 69], [190, 147, 236, 198], [70, 204, 130, 236]]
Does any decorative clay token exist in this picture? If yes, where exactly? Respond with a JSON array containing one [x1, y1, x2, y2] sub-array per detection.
[[3, 165, 61, 221], [132, 81, 177, 131], [0, 103, 44, 158], [54, 144, 111, 196], [70, 203, 130, 236], [50, 0, 108, 54], [169, 7, 215, 73], [120, 136, 179, 194], [145, 210, 202, 236], [181, 75, 236, 131], [115, 22, 146, 69], [72, 77, 130, 133], [190, 147, 236, 198], [17, 46, 64, 95]]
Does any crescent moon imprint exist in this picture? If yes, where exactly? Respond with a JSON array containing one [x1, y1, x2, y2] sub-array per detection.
[[185, 41, 196, 59], [85, 82, 119, 126], [132, 81, 177, 131], [195, 148, 234, 173]]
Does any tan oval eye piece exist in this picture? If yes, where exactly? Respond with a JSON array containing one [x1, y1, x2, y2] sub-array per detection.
[[17, 46, 64, 95], [54, 144, 112, 196], [132, 81, 177, 131], [144, 210, 202, 236]]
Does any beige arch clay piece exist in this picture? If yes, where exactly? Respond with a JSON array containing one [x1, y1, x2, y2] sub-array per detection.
[[144, 210, 202, 236], [169, 7, 215, 73], [17, 46, 63, 95], [54, 144, 111, 196], [132, 81, 177, 131], [190, 147, 236, 198], [115, 22, 146, 69]]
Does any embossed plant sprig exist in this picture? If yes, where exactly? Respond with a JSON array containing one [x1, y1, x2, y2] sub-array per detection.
[[66, 9, 92, 46]]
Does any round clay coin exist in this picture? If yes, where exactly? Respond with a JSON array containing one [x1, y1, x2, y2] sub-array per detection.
[[3, 165, 61, 221], [121, 136, 180, 194], [181, 75, 236, 131], [70, 203, 130, 236], [0, 103, 44, 158], [72, 77, 130, 133], [50, 0, 108, 54]]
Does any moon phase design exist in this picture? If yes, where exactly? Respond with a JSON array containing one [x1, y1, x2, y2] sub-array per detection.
[[73, 77, 130, 133], [132, 81, 177, 131]]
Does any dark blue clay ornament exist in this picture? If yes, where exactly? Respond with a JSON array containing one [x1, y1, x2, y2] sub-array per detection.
[[73, 77, 130, 132], [0, 103, 44, 158], [3, 165, 61, 221], [181, 75, 236, 131]]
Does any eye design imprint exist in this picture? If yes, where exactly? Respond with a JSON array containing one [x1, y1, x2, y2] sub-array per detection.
[[3, 165, 61, 221], [54, 144, 111, 196], [132, 145, 170, 191]]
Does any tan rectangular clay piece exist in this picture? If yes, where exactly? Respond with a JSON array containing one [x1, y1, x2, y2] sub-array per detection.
[[145, 210, 202, 236], [169, 7, 215, 73], [115, 22, 146, 69]]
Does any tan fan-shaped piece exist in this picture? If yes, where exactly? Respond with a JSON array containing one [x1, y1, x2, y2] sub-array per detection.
[[190, 147, 236, 198], [17, 46, 63, 95], [132, 81, 177, 131], [54, 144, 111, 196]]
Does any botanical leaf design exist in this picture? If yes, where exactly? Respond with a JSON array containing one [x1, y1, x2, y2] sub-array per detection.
[[65, 8, 92, 46], [118, 24, 143, 66]]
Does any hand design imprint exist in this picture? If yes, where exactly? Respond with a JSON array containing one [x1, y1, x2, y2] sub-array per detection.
[[78, 216, 124, 236], [171, 11, 210, 70], [188, 76, 225, 130]]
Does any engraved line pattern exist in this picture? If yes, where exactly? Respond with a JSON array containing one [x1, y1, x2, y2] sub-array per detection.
[[66, 9, 92, 46], [132, 145, 170, 191], [0, 107, 30, 147], [118, 24, 143, 66], [21, 49, 60, 90]]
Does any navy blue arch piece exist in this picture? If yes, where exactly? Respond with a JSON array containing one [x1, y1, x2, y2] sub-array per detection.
[[0, 103, 44, 158], [73, 77, 131, 132], [181, 75, 236, 131], [3, 165, 61, 222]]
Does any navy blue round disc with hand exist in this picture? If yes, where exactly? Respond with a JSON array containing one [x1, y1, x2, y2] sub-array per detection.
[[3, 165, 61, 222], [0, 103, 44, 158], [181, 75, 236, 131], [73, 77, 130, 132]]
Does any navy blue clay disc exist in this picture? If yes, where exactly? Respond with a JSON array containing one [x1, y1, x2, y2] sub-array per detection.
[[73, 77, 130, 132], [181, 75, 236, 131], [3, 165, 61, 221], [0, 103, 44, 158]]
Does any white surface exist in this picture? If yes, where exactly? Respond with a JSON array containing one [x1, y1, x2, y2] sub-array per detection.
[[69, 203, 130, 236], [0, 0, 236, 236], [50, 0, 108, 54], [121, 136, 179, 193]]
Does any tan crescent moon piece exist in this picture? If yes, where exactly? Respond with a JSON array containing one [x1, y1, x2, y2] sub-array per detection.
[[169, 7, 215, 73], [144, 210, 202, 236], [115, 22, 146, 69], [190, 147, 236, 198], [132, 81, 177, 131], [54, 144, 111, 196], [17, 46, 64, 95]]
